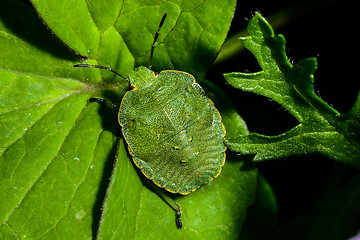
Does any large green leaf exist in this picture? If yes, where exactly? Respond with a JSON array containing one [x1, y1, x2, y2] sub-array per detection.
[[30, 0, 236, 80], [224, 13, 360, 168], [0, 0, 258, 239], [97, 138, 257, 239]]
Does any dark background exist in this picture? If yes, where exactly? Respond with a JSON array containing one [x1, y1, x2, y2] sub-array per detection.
[[207, 0, 360, 232]]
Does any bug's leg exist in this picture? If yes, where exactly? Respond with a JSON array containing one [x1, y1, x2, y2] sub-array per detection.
[[88, 97, 117, 110], [148, 13, 167, 69], [89, 98, 105, 103], [175, 204, 183, 228], [73, 64, 127, 79], [145, 179, 184, 228]]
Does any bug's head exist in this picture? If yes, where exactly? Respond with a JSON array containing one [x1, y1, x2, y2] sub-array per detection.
[[128, 66, 157, 90]]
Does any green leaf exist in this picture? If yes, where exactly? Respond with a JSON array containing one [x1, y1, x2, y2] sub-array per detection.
[[239, 175, 278, 240], [30, 0, 237, 80], [1, 0, 257, 239], [224, 13, 360, 168], [31, 0, 100, 58]]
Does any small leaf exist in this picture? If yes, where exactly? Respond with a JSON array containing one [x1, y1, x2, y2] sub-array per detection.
[[224, 13, 360, 168]]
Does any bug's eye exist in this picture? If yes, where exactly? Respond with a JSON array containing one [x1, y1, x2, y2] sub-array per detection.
[[130, 85, 136, 90], [154, 72, 159, 77]]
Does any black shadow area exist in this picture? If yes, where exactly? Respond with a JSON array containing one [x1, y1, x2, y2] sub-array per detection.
[[89, 99, 121, 239], [0, 0, 78, 61]]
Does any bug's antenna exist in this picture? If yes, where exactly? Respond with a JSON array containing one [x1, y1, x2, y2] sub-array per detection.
[[149, 13, 167, 69], [73, 64, 127, 79]]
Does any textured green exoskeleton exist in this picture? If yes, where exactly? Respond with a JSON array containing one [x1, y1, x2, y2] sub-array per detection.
[[119, 66, 226, 194], [74, 13, 226, 195]]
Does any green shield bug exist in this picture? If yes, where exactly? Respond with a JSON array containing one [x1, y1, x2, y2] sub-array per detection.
[[75, 13, 226, 195]]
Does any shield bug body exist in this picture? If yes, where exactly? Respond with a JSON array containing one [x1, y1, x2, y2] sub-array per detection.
[[75, 14, 226, 195], [120, 66, 226, 194]]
